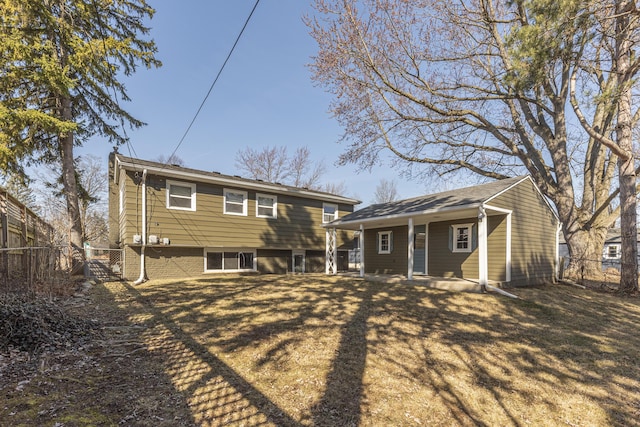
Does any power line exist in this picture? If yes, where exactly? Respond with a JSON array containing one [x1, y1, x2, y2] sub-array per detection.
[[166, 0, 261, 164]]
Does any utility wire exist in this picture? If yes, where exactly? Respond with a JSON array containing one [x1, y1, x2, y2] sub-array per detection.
[[166, 0, 261, 165]]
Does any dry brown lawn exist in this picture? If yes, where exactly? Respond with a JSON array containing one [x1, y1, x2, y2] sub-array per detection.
[[3, 274, 640, 426]]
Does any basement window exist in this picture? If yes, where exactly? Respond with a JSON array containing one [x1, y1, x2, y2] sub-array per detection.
[[205, 250, 256, 272]]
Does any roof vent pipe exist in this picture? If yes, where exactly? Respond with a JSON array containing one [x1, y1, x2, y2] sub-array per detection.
[[133, 169, 148, 285]]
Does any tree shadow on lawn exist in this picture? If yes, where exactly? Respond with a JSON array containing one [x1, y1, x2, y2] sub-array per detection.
[[114, 276, 640, 426]]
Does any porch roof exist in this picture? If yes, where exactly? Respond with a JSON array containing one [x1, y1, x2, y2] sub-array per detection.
[[326, 176, 530, 230]]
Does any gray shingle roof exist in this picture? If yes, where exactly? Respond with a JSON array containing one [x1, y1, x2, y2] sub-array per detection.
[[330, 176, 529, 225], [114, 153, 361, 205]]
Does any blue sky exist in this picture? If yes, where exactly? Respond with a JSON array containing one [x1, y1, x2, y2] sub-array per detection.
[[79, 0, 429, 205]]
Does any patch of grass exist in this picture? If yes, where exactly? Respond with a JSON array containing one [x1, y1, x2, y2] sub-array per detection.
[[3, 275, 639, 426], [105, 275, 640, 426]]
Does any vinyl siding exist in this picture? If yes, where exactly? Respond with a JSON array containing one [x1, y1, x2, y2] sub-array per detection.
[[364, 226, 408, 275], [305, 250, 326, 273], [428, 218, 479, 279], [487, 215, 507, 282], [257, 249, 291, 274], [118, 173, 355, 250], [488, 179, 557, 285]]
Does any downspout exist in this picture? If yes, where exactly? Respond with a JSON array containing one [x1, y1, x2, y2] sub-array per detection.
[[478, 206, 488, 292], [133, 169, 148, 284], [556, 221, 562, 282]]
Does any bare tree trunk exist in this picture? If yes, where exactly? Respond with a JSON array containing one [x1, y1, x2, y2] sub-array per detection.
[[60, 96, 84, 275], [615, 0, 638, 294], [564, 227, 608, 280]]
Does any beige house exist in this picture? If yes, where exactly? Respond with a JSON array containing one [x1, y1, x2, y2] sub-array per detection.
[[325, 176, 560, 287], [108, 153, 360, 281]]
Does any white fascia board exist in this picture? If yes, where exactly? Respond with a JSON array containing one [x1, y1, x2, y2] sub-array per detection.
[[483, 176, 531, 204], [117, 158, 360, 205], [482, 204, 513, 214], [324, 203, 482, 229]]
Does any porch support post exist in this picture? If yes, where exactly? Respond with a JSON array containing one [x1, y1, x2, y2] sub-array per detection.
[[478, 206, 488, 290], [424, 222, 430, 275], [408, 218, 414, 280], [359, 224, 365, 278], [326, 227, 337, 275]]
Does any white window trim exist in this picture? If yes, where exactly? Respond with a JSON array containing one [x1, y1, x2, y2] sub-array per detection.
[[224, 188, 248, 216], [323, 203, 338, 223], [256, 193, 277, 218], [452, 223, 474, 253], [378, 230, 392, 254], [166, 180, 196, 211], [604, 244, 621, 259], [204, 248, 257, 272]]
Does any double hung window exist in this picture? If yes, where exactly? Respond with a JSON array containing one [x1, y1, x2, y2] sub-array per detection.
[[323, 203, 338, 223], [167, 180, 196, 211], [452, 224, 473, 253], [224, 189, 248, 216], [378, 231, 392, 254], [256, 194, 277, 218]]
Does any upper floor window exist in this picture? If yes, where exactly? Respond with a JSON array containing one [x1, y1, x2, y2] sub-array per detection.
[[224, 189, 247, 216], [166, 180, 196, 211], [452, 223, 473, 253], [323, 203, 338, 223], [256, 193, 277, 218]]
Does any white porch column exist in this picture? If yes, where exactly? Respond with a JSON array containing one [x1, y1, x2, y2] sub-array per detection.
[[359, 224, 365, 278], [408, 218, 414, 280], [424, 222, 430, 275], [478, 206, 488, 289], [326, 228, 337, 274]]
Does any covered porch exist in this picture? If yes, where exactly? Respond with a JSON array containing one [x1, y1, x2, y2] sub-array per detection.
[[324, 203, 514, 289]]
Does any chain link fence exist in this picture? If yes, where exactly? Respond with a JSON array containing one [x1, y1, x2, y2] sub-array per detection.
[[84, 247, 124, 281], [559, 256, 640, 290]]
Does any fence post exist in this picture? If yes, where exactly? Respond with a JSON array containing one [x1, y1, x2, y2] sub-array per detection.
[[0, 192, 8, 283]]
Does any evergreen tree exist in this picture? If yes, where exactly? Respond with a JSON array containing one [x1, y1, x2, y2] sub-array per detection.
[[0, 0, 160, 271]]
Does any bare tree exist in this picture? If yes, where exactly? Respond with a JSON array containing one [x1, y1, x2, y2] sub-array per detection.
[[235, 145, 326, 189], [36, 155, 108, 246], [308, 0, 640, 291], [373, 179, 399, 204], [155, 154, 186, 167], [290, 147, 326, 188], [323, 181, 348, 196], [235, 146, 290, 183]]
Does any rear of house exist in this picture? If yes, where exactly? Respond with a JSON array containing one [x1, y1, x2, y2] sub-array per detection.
[[327, 176, 559, 287], [108, 153, 360, 280]]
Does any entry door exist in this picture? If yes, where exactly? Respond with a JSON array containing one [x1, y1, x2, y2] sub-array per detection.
[[293, 250, 305, 273]]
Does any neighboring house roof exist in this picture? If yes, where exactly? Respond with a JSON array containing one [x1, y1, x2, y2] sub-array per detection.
[[557, 228, 640, 245], [113, 153, 361, 205], [326, 175, 545, 229], [602, 228, 640, 244]]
